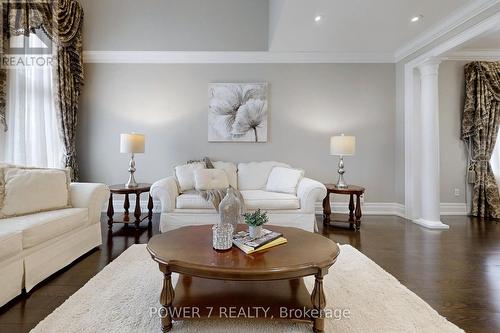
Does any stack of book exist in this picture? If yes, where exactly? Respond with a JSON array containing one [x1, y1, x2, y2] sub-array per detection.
[[232, 229, 287, 254]]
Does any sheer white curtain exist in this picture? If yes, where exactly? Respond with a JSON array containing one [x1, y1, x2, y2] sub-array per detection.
[[4, 34, 64, 168], [491, 130, 500, 189]]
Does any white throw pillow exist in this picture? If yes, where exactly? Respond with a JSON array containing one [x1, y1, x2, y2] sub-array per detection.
[[212, 161, 238, 189], [174, 162, 205, 192], [237, 161, 291, 190], [0, 167, 71, 218], [266, 167, 305, 194], [194, 169, 229, 190]]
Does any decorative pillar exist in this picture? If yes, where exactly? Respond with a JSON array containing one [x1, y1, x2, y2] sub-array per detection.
[[415, 58, 449, 229]]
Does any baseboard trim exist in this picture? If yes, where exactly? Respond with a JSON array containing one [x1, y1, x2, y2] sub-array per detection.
[[103, 200, 468, 218], [314, 202, 406, 217], [314, 202, 467, 217], [439, 203, 469, 215]]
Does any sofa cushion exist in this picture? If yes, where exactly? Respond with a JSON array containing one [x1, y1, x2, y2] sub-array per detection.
[[240, 190, 300, 210], [0, 166, 71, 219], [174, 163, 205, 192], [0, 230, 22, 262], [237, 161, 290, 190], [194, 169, 229, 191], [266, 167, 305, 194], [176, 191, 215, 209], [212, 161, 238, 189], [0, 208, 88, 249]]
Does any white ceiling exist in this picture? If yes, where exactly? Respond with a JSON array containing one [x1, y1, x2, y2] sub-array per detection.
[[268, 0, 474, 54], [458, 26, 500, 50]]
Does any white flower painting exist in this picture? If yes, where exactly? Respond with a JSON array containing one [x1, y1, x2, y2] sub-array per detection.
[[208, 83, 268, 142]]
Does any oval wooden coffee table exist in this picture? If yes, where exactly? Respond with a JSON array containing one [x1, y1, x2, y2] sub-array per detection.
[[147, 225, 340, 332]]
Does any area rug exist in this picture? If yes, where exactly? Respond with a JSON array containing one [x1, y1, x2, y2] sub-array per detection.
[[31, 244, 464, 333]]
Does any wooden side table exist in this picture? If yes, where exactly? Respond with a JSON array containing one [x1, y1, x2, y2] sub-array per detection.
[[322, 184, 365, 230], [107, 183, 153, 229]]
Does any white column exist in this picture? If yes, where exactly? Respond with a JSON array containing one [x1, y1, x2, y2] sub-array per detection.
[[415, 58, 449, 229]]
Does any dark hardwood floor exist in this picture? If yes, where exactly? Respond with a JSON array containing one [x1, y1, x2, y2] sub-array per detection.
[[0, 214, 499, 333]]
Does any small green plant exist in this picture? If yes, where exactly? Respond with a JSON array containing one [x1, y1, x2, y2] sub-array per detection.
[[243, 209, 269, 227]]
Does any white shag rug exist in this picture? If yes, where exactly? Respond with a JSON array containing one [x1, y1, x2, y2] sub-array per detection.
[[31, 244, 464, 333]]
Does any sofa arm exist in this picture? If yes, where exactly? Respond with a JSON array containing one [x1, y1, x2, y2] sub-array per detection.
[[297, 178, 327, 213], [151, 177, 179, 213], [70, 183, 110, 225]]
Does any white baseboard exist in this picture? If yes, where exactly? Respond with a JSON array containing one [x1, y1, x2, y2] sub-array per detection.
[[439, 203, 468, 215], [314, 202, 467, 217], [314, 202, 406, 217], [103, 200, 467, 218]]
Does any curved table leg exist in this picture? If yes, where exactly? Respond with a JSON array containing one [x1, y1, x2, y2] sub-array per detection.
[[160, 266, 175, 332], [107, 193, 114, 229], [311, 269, 327, 333], [134, 192, 141, 229], [348, 194, 355, 229], [148, 195, 154, 223], [355, 194, 362, 231], [124, 193, 130, 222]]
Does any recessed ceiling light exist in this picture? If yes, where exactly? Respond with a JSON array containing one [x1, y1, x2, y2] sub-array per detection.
[[314, 15, 322, 22], [411, 15, 423, 23]]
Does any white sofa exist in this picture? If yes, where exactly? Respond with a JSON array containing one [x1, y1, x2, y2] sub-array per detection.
[[151, 161, 326, 233], [0, 183, 109, 307]]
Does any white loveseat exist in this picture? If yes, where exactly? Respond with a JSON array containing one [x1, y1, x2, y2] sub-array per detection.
[[151, 161, 326, 233], [0, 182, 109, 307]]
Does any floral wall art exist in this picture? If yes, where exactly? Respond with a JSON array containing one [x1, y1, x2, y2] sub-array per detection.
[[208, 83, 268, 142]]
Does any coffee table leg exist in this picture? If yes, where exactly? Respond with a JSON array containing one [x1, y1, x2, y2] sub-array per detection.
[[134, 192, 141, 229], [355, 194, 362, 231], [311, 270, 326, 333], [322, 192, 331, 225], [160, 268, 175, 332], [107, 193, 114, 229]]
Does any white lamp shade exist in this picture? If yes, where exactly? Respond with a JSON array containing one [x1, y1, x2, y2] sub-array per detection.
[[120, 133, 145, 154], [330, 135, 355, 156]]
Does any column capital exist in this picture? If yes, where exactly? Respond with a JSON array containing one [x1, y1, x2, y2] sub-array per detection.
[[418, 58, 442, 77]]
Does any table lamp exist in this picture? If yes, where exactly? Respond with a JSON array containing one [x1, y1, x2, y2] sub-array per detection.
[[120, 133, 145, 188], [330, 134, 355, 189]]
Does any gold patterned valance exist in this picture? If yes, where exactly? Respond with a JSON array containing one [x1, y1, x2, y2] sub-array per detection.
[[0, 0, 84, 131]]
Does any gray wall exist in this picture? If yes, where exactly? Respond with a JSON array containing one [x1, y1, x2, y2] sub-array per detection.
[[78, 63, 397, 202], [439, 60, 468, 203], [79, 0, 269, 51]]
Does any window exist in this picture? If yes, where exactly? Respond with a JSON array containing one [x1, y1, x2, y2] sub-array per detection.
[[491, 130, 500, 189], [4, 32, 64, 168]]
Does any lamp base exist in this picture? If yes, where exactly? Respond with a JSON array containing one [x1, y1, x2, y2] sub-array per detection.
[[336, 156, 348, 189], [125, 154, 139, 188]]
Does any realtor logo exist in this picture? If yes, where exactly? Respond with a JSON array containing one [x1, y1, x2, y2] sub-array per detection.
[[0, 1, 54, 68]]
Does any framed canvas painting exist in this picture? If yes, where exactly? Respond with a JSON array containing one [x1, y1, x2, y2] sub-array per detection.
[[208, 82, 268, 142]]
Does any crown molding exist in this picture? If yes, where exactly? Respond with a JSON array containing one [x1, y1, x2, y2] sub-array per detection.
[[82, 51, 395, 64], [395, 0, 500, 62], [445, 49, 500, 61]]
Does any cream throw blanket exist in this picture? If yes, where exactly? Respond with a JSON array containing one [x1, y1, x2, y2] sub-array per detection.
[[198, 187, 245, 212], [188, 157, 244, 212]]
